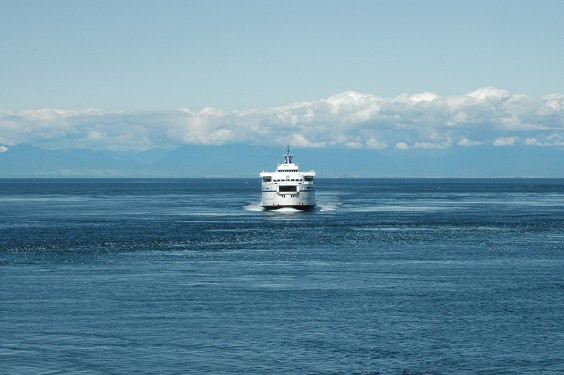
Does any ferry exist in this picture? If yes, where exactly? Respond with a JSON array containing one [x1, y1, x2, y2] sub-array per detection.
[[260, 147, 316, 210]]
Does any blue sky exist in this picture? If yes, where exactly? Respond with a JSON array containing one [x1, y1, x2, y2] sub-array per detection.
[[2, 0, 563, 110], [0, 0, 563, 172]]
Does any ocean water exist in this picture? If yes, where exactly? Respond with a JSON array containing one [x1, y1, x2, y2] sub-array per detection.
[[1, 178, 563, 374]]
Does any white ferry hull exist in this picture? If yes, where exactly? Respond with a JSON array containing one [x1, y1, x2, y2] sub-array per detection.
[[260, 189, 316, 210]]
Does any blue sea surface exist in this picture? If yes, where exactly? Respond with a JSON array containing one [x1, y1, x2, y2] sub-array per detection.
[[1, 178, 563, 374]]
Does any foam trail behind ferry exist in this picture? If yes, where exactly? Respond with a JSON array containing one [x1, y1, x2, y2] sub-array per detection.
[[244, 202, 264, 212], [271, 207, 302, 213]]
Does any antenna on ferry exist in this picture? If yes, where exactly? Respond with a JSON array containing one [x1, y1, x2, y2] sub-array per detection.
[[284, 145, 293, 164]]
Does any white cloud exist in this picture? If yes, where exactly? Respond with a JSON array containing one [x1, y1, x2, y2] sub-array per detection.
[[414, 140, 452, 149], [0, 146, 8, 152], [290, 134, 326, 148], [525, 138, 542, 146], [457, 137, 483, 147], [366, 138, 388, 149], [395, 142, 410, 150], [345, 141, 364, 149], [467, 87, 511, 102], [409, 92, 440, 103], [525, 134, 564, 147], [0, 87, 563, 151], [87, 130, 105, 141], [493, 137, 517, 147]]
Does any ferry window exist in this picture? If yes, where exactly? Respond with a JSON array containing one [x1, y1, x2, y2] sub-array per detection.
[[279, 185, 297, 193], [262, 176, 271, 182]]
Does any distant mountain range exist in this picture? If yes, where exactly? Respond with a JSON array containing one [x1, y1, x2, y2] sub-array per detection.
[[0, 143, 563, 178]]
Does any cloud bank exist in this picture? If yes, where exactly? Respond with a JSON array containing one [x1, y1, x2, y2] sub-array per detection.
[[1, 87, 563, 151]]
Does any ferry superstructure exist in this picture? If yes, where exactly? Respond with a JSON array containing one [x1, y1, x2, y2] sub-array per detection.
[[260, 147, 316, 210]]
